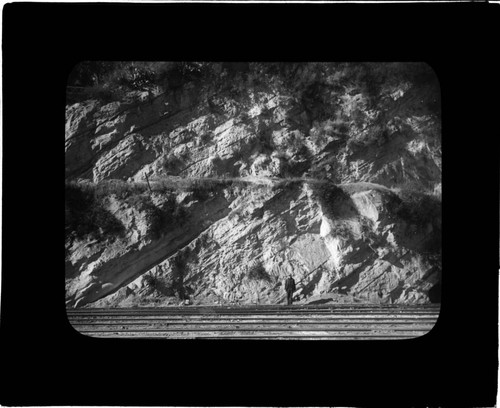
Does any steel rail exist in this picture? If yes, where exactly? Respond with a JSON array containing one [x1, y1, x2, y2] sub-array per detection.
[[67, 305, 440, 314], [67, 311, 440, 318], [66, 317, 437, 324], [71, 322, 436, 329], [75, 326, 431, 338], [68, 304, 439, 309], [67, 312, 439, 318], [77, 327, 432, 333], [83, 335, 418, 340], [67, 310, 439, 314]]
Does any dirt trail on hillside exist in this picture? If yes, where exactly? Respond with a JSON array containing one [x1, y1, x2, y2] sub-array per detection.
[[147, 175, 392, 190]]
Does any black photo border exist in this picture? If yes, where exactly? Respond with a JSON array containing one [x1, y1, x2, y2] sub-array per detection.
[[1, 2, 499, 407]]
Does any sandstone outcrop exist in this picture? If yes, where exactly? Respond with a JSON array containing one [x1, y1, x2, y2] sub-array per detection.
[[65, 62, 441, 307]]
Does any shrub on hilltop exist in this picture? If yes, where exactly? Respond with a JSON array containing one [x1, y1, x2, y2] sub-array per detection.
[[67, 61, 215, 104], [65, 182, 125, 242], [65, 180, 191, 243], [385, 187, 441, 254], [310, 182, 353, 219], [397, 190, 441, 229], [386, 188, 441, 229], [125, 193, 189, 240]]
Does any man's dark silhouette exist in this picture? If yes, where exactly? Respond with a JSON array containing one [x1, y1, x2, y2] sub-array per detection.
[[285, 274, 296, 305]]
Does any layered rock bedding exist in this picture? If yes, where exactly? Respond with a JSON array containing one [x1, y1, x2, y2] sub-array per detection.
[[65, 62, 441, 308]]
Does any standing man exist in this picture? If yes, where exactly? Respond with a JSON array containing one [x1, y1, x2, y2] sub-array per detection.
[[285, 274, 296, 305]]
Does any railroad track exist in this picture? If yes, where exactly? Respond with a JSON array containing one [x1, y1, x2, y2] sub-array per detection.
[[67, 304, 440, 340]]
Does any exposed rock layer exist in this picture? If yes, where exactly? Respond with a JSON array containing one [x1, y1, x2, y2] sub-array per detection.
[[65, 63, 441, 307]]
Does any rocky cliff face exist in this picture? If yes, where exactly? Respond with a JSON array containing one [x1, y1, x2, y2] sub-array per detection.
[[65, 62, 441, 308]]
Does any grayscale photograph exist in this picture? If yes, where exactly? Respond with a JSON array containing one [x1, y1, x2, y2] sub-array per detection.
[[65, 62, 442, 339]]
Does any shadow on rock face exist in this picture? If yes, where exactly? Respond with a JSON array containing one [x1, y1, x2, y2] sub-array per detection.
[[332, 253, 377, 293], [307, 297, 334, 305], [428, 282, 441, 303], [298, 270, 323, 298], [389, 280, 405, 303]]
